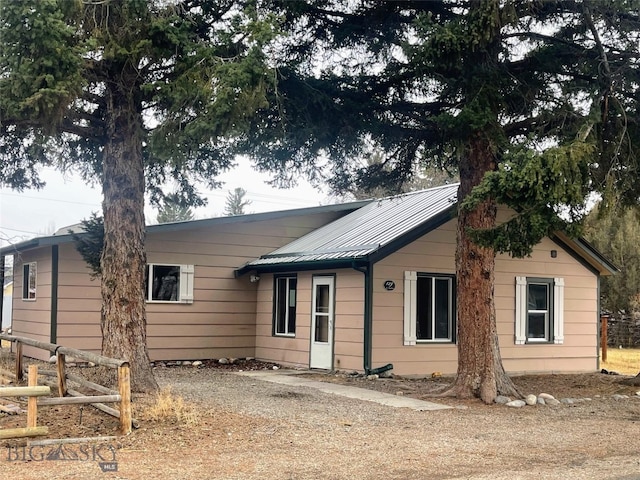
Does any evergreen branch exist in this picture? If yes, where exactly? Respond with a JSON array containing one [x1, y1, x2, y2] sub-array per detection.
[[60, 117, 105, 139]]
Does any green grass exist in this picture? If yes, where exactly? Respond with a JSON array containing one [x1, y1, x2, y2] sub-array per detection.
[[601, 348, 640, 375]]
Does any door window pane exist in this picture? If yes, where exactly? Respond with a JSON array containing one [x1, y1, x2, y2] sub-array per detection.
[[314, 315, 329, 343], [315, 284, 330, 313]]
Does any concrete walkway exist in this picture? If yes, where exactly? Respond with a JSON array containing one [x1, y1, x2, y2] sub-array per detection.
[[237, 370, 451, 411]]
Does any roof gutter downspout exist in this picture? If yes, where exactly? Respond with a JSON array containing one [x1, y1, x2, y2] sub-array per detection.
[[352, 261, 373, 374], [596, 275, 601, 371], [50, 245, 59, 345]]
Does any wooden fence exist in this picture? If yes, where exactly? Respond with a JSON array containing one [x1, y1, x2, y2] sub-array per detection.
[[0, 333, 132, 437]]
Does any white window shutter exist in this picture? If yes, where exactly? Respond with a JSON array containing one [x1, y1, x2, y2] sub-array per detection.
[[179, 265, 195, 304], [553, 277, 564, 344], [515, 276, 527, 345], [403, 271, 417, 345]]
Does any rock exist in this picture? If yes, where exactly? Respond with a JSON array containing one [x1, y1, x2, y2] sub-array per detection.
[[272, 365, 279, 370], [192, 361, 203, 367], [636, 391, 640, 397], [396, 391, 404, 396], [49, 355, 57, 364], [612, 394, 628, 400], [560, 398, 575, 404], [182, 361, 192, 366], [366, 374, 379, 380], [229, 358, 238, 365], [525, 394, 537, 406], [379, 370, 394, 379], [506, 400, 526, 408], [546, 398, 561, 406], [88, 362, 96, 367], [218, 358, 229, 365], [245, 357, 255, 361], [494, 395, 511, 404], [538, 393, 556, 400], [537, 397, 546, 405]]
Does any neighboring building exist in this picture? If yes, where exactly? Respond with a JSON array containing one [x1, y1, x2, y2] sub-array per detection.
[[0, 184, 617, 375], [2, 274, 12, 331]]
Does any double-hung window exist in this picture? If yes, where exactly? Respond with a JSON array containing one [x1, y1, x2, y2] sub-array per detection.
[[515, 277, 564, 344], [404, 272, 456, 345], [274, 275, 297, 336], [22, 262, 37, 300], [145, 264, 194, 303]]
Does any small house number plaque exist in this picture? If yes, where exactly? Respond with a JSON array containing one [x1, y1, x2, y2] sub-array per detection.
[[383, 280, 395, 291]]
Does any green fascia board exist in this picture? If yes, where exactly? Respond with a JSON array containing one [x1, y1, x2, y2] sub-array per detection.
[[235, 258, 370, 277]]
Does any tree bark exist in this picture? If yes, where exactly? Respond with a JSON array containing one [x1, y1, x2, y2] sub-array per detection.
[[100, 60, 158, 393], [446, 133, 520, 403]]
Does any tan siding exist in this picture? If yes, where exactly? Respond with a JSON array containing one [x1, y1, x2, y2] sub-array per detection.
[[50, 211, 345, 360], [254, 270, 365, 371], [10, 248, 52, 361], [370, 216, 600, 376]]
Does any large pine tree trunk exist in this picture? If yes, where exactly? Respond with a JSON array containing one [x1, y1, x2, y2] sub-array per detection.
[[448, 134, 520, 403], [100, 62, 158, 393]]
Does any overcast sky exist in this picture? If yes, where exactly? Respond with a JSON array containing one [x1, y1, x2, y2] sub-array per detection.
[[0, 157, 330, 250]]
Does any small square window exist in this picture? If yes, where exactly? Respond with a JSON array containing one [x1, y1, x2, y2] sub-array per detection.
[[145, 264, 194, 303]]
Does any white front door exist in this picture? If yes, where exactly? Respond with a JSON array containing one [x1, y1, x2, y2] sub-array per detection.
[[310, 276, 335, 370]]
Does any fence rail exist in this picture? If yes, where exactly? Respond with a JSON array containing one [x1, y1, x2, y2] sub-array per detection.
[[0, 333, 132, 437]]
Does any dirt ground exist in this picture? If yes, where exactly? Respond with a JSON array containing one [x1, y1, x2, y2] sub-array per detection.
[[2, 360, 640, 480]]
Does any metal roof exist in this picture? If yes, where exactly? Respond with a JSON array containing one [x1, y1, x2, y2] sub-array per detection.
[[239, 183, 459, 270]]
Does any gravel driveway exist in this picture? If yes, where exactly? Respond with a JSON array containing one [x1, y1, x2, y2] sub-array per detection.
[[153, 368, 640, 480]]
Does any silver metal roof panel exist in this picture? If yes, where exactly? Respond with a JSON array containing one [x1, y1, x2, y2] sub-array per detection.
[[245, 183, 459, 267]]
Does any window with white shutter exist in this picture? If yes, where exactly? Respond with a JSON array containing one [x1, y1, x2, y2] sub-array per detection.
[[515, 276, 563, 344], [145, 264, 194, 304], [404, 271, 456, 345]]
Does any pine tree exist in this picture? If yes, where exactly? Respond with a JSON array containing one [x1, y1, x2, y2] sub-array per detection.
[[224, 188, 252, 216], [584, 206, 640, 345], [245, 1, 640, 401], [156, 194, 195, 224], [71, 213, 104, 278], [0, 0, 276, 391]]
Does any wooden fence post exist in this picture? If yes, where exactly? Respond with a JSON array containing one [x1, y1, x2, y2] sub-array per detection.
[[15, 341, 23, 382], [56, 351, 67, 397], [27, 365, 38, 428], [118, 364, 132, 435]]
